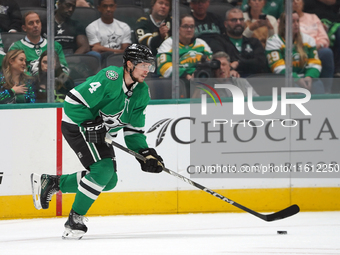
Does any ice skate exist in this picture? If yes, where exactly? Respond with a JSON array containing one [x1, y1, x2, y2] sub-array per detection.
[[62, 209, 88, 240], [31, 173, 60, 210]]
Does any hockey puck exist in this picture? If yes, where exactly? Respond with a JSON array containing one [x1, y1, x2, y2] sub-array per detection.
[[277, 230, 287, 235]]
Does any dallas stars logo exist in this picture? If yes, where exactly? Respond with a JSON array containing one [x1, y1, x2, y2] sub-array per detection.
[[57, 28, 64, 34], [100, 110, 127, 131], [244, 44, 253, 53], [106, 70, 118, 80], [34, 45, 42, 56], [107, 32, 121, 42]]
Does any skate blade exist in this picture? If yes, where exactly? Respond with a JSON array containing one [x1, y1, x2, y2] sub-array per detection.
[[62, 228, 85, 240], [31, 173, 42, 210]]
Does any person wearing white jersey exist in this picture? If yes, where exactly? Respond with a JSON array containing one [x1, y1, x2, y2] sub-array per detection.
[[85, 0, 131, 65]]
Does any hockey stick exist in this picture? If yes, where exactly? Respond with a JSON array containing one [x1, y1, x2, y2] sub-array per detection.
[[105, 137, 300, 222]]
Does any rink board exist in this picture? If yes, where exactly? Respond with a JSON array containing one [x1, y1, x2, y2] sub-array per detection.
[[0, 98, 339, 219], [0, 187, 340, 219]]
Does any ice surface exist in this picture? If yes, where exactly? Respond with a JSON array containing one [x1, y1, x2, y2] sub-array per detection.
[[0, 211, 339, 255]]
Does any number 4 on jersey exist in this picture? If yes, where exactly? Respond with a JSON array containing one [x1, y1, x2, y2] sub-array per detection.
[[89, 82, 101, 93]]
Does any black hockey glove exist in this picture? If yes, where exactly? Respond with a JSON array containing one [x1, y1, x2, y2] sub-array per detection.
[[137, 148, 164, 173], [81, 116, 107, 144]]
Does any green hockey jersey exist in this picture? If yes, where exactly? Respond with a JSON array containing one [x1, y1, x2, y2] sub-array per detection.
[[9, 38, 69, 75], [156, 37, 212, 78], [265, 33, 321, 79], [62, 66, 150, 153]]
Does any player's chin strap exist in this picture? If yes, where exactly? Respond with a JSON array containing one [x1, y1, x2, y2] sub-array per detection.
[[123, 65, 137, 98], [129, 65, 138, 83]]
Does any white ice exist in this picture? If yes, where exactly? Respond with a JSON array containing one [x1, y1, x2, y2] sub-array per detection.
[[0, 211, 339, 255]]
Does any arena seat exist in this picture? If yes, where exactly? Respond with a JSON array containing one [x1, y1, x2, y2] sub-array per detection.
[[207, 2, 234, 19], [104, 53, 124, 68], [1, 32, 26, 53], [145, 78, 173, 99], [17, 0, 43, 8], [115, 0, 142, 7], [114, 6, 146, 31], [65, 54, 101, 84], [71, 7, 100, 29], [179, 4, 191, 15]]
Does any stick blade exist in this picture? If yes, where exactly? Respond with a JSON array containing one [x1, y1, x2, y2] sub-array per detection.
[[264, 204, 300, 222]]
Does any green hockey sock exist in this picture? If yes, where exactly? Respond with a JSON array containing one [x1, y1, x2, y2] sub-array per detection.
[[59, 170, 89, 193], [71, 158, 116, 215]]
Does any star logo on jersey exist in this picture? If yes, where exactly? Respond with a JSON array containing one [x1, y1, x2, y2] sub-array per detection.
[[107, 32, 121, 43], [0, 5, 9, 15], [30, 59, 40, 75], [100, 110, 127, 131], [57, 28, 64, 34], [106, 70, 119, 80], [245, 44, 253, 53]]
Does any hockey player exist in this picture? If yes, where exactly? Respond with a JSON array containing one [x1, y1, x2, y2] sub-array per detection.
[[31, 44, 164, 239]]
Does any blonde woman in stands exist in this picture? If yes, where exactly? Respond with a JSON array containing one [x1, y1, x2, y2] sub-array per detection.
[[293, 0, 334, 93], [0, 49, 36, 104], [266, 12, 325, 94]]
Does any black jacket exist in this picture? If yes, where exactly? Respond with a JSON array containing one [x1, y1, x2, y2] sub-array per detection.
[[192, 12, 225, 37], [209, 34, 268, 76], [303, 0, 340, 22], [0, 0, 22, 33]]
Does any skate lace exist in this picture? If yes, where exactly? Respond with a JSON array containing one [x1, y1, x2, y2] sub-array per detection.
[[46, 187, 59, 202], [74, 214, 88, 225]]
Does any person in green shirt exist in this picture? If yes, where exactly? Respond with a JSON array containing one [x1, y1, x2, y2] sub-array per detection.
[[211, 8, 268, 77], [9, 11, 69, 76]]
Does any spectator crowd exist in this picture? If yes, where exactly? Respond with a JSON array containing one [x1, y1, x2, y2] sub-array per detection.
[[1, 0, 340, 103]]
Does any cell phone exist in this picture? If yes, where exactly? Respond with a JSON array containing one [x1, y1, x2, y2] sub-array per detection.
[[259, 14, 267, 20]]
